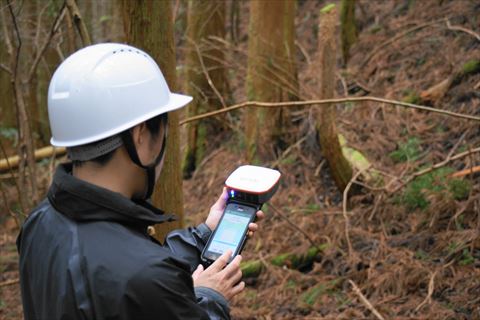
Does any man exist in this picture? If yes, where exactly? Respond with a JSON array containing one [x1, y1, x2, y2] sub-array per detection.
[[17, 43, 263, 319]]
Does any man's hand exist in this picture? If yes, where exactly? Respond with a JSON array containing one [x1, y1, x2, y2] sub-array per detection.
[[205, 188, 265, 236], [192, 250, 244, 301]]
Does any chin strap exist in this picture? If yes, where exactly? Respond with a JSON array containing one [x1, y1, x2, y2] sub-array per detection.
[[121, 114, 168, 200]]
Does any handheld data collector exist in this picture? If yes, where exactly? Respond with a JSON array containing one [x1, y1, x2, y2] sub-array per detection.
[[201, 165, 281, 264]]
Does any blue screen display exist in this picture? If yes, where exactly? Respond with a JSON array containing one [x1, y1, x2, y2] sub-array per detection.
[[207, 205, 253, 257]]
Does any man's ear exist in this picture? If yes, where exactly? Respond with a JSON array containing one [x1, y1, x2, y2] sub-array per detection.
[[131, 122, 148, 147]]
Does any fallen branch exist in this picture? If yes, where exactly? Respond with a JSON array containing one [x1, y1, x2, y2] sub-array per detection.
[[349, 279, 385, 320], [240, 246, 323, 278], [0, 146, 66, 172], [179, 96, 480, 125], [389, 146, 480, 193], [446, 19, 480, 42], [0, 278, 19, 287], [451, 165, 480, 178]]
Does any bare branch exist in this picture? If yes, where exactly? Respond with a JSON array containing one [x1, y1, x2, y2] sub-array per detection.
[[179, 96, 480, 125], [0, 63, 12, 75], [361, 19, 445, 68], [7, 0, 21, 77], [349, 280, 385, 320], [187, 37, 227, 108], [66, 0, 92, 46], [0, 6, 13, 55], [25, 1, 67, 84]]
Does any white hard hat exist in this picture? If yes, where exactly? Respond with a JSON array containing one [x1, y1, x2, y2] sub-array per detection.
[[48, 43, 192, 147]]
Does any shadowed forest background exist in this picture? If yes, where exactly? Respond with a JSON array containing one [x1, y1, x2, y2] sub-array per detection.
[[1, 0, 480, 319]]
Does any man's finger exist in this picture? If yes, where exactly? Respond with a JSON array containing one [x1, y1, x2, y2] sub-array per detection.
[[222, 254, 242, 278], [248, 223, 258, 232], [209, 250, 232, 271], [256, 210, 265, 221], [231, 281, 246, 297]]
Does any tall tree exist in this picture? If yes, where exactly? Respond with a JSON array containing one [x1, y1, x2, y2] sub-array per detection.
[[123, 0, 184, 240], [182, 0, 227, 178], [340, 0, 357, 65], [245, 0, 298, 163], [316, 5, 352, 191]]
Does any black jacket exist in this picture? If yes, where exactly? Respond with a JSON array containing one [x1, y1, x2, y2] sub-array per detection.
[[17, 164, 230, 319]]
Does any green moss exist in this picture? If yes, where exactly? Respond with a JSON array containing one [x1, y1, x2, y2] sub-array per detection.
[[402, 90, 420, 104], [401, 167, 461, 211], [389, 137, 421, 163], [241, 260, 263, 278], [320, 3, 336, 14], [301, 279, 341, 306], [270, 246, 323, 269], [459, 249, 474, 266], [461, 59, 480, 76], [448, 179, 471, 200]]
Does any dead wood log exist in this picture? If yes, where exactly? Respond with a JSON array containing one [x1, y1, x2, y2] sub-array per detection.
[[241, 246, 322, 278], [0, 146, 66, 172]]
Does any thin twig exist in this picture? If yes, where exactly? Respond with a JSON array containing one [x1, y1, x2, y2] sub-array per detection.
[[0, 278, 20, 287], [343, 166, 370, 257], [271, 136, 307, 167], [0, 139, 25, 215], [25, 1, 67, 84], [179, 96, 480, 125], [414, 271, 437, 312], [188, 38, 227, 108], [361, 19, 445, 68], [348, 279, 385, 320], [390, 146, 480, 193], [445, 19, 480, 41], [0, 62, 12, 75], [269, 204, 318, 249]]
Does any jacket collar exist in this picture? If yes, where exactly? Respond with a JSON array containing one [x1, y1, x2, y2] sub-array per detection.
[[47, 163, 176, 228]]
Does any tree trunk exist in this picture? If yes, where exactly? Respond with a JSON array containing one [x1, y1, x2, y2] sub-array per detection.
[[182, 0, 227, 178], [316, 5, 353, 192], [123, 0, 184, 242], [340, 0, 357, 65], [245, 0, 298, 163]]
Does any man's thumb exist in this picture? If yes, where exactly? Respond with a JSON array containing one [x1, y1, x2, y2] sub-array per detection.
[[192, 264, 204, 280]]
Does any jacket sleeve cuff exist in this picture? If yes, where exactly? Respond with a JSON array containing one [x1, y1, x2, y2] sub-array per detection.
[[194, 286, 230, 320], [196, 223, 212, 244]]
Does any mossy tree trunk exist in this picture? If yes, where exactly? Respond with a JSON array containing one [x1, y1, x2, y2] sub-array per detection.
[[340, 0, 357, 65], [123, 0, 184, 241], [245, 0, 298, 163], [182, 0, 227, 179], [316, 5, 353, 192]]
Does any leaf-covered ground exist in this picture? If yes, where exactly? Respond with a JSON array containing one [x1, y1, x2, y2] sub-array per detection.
[[1, 0, 480, 319]]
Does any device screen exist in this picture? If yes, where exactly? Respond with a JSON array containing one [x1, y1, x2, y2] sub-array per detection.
[[203, 202, 256, 262]]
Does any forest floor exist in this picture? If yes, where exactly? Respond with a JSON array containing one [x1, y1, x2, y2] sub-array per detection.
[[1, 0, 480, 319]]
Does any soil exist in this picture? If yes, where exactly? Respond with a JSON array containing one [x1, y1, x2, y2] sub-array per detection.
[[1, 0, 480, 319]]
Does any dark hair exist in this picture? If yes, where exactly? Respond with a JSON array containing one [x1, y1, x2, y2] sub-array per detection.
[[72, 114, 167, 167]]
